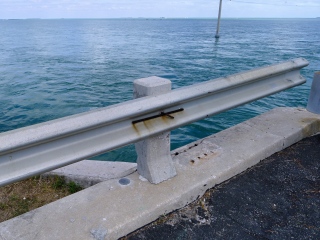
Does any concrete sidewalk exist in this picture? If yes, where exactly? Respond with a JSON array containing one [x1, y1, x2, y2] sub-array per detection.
[[124, 134, 320, 240]]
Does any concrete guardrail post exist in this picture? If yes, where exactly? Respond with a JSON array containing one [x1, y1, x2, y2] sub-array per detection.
[[307, 72, 320, 114], [133, 76, 177, 184]]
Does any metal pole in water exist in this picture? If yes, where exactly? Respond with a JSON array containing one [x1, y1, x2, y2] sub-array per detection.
[[215, 0, 223, 38]]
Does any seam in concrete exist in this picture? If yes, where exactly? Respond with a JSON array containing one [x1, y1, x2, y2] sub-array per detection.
[[0, 107, 319, 240]]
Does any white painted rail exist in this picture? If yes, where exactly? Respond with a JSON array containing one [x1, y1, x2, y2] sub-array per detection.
[[0, 58, 309, 186]]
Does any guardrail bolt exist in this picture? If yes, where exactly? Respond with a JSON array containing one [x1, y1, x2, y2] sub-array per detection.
[[133, 76, 177, 184], [307, 72, 320, 114]]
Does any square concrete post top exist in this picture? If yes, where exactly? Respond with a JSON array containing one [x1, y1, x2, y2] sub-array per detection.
[[134, 76, 172, 97]]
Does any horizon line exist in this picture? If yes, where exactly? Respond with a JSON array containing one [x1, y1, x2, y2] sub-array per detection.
[[1, 17, 319, 20]]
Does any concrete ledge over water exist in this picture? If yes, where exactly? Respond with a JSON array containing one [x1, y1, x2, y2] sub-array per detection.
[[43, 161, 137, 188], [0, 107, 319, 240]]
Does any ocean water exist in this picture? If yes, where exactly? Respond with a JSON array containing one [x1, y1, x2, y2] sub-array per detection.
[[0, 18, 319, 162]]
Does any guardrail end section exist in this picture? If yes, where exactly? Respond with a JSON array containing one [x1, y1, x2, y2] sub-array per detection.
[[307, 72, 320, 114], [134, 76, 177, 184]]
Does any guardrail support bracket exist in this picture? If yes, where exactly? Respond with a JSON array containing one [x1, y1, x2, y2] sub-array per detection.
[[307, 72, 320, 114]]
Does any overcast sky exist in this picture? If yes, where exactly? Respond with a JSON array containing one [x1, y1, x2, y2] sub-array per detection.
[[0, 0, 319, 19]]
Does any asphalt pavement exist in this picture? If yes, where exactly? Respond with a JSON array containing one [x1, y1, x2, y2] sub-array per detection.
[[123, 134, 320, 240]]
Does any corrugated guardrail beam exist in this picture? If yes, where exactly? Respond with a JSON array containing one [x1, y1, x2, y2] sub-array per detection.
[[0, 58, 309, 186]]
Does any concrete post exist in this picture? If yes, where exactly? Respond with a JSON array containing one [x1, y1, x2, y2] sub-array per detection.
[[215, 0, 223, 38], [133, 76, 177, 184], [307, 72, 320, 114]]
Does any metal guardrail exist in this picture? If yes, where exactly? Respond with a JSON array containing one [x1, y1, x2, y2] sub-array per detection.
[[0, 58, 309, 186]]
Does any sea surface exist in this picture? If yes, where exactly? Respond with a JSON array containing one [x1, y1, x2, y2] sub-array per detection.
[[0, 18, 319, 162]]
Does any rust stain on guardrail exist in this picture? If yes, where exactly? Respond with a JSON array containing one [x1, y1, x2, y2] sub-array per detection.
[[131, 109, 184, 137]]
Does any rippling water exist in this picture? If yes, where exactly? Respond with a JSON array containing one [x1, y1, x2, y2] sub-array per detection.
[[0, 19, 319, 162]]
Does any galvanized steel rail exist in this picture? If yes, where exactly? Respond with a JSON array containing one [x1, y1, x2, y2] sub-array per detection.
[[0, 58, 309, 186]]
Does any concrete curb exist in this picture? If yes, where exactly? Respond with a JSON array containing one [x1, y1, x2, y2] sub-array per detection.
[[0, 107, 319, 240]]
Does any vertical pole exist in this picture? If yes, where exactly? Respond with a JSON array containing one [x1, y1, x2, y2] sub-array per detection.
[[215, 0, 223, 38], [133, 76, 177, 184], [307, 72, 320, 114]]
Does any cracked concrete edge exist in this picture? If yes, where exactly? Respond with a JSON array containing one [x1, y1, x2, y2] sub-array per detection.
[[0, 107, 319, 240], [42, 160, 137, 188]]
